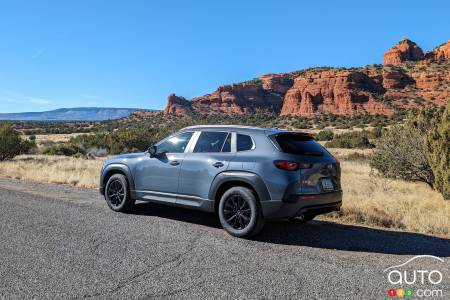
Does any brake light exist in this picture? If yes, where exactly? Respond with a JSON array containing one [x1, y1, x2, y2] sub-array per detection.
[[274, 160, 312, 171]]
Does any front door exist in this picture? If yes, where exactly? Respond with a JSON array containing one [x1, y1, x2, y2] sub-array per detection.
[[134, 131, 194, 202]]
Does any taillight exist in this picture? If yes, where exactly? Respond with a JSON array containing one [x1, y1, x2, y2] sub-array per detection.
[[274, 160, 312, 171]]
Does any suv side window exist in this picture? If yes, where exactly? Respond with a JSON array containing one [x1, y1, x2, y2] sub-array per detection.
[[194, 131, 229, 153], [237, 134, 254, 151], [157, 132, 193, 153]]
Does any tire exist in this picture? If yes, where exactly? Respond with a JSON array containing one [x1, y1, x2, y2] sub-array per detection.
[[104, 174, 135, 213], [288, 213, 315, 224], [218, 186, 265, 238]]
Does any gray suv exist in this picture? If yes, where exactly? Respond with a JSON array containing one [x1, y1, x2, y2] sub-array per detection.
[[100, 125, 342, 237]]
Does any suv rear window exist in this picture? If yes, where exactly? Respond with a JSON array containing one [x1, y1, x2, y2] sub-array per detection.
[[270, 133, 325, 156]]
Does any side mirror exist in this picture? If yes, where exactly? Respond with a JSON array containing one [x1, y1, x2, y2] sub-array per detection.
[[148, 145, 157, 157]]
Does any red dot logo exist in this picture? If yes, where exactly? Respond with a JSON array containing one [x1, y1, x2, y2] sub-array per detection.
[[388, 289, 396, 297]]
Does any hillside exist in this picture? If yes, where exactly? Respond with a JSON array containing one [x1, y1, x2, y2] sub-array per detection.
[[0, 107, 149, 121], [160, 39, 450, 117]]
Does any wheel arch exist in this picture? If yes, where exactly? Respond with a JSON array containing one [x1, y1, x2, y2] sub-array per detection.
[[100, 164, 135, 194], [209, 171, 271, 213]]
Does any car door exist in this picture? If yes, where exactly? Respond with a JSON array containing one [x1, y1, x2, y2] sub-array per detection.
[[178, 131, 235, 206], [134, 131, 194, 202]]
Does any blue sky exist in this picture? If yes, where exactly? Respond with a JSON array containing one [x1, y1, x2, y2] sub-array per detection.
[[0, 0, 449, 113]]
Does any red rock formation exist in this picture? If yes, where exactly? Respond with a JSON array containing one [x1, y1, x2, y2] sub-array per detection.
[[383, 39, 424, 65], [280, 70, 392, 116], [259, 74, 293, 94], [164, 94, 192, 114], [426, 40, 450, 60], [162, 39, 449, 117], [382, 69, 413, 89], [190, 82, 285, 114]]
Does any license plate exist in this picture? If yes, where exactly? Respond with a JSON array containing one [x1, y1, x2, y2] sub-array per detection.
[[321, 178, 334, 191]]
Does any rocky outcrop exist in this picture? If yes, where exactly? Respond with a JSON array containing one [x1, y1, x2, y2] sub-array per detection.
[[189, 82, 285, 114], [164, 94, 192, 114], [426, 40, 450, 60], [280, 70, 392, 116], [162, 39, 449, 117], [382, 69, 413, 89], [384, 39, 424, 65]]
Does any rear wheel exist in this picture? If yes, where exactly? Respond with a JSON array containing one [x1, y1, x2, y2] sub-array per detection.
[[218, 186, 265, 238], [105, 174, 135, 213]]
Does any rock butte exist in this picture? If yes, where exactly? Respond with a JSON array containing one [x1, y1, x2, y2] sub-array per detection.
[[156, 39, 450, 117]]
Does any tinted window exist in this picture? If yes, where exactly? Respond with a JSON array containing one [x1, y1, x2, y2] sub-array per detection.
[[271, 133, 324, 156], [157, 132, 193, 153], [237, 134, 254, 151], [194, 131, 229, 153]]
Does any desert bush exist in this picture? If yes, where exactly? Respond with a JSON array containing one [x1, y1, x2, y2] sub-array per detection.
[[370, 106, 447, 195], [0, 124, 37, 161], [325, 130, 373, 149], [43, 143, 83, 156], [0, 124, 22, 161], [370, 124, 434, 185], [427, 102, 450, 199], [315, 129, 334, 141]]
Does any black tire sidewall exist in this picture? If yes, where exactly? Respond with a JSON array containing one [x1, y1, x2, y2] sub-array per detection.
[[105, 174, 130, 212], [218, 186, 261, 238]]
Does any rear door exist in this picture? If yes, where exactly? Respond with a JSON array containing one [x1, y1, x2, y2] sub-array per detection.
[[178, 131, 235, 205]]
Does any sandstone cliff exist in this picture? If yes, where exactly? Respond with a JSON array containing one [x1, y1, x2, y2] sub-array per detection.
[[163, 39, 450, 117]]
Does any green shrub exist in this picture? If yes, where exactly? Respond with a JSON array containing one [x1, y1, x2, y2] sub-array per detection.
[[0, 124, 22, 161], [0, 124, 37, 160], [43, 143, 83, 156], [427, 102, 450, 199], [370, 106, 447, 195], [370, 124, 434, 185], [315, 129, 334, 141], [325, 130, 374, 149]]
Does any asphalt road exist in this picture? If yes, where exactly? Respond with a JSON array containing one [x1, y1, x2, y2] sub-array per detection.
[[0, 178, 449, 299]]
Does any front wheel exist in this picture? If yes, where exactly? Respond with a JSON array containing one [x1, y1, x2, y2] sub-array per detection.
[[104, 174, 135, 213], [218, 186, 265, 238]]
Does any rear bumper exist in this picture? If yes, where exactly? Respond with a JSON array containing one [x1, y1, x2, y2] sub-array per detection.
[[260, 190, 342, 219], [99, 187, 105, 195]]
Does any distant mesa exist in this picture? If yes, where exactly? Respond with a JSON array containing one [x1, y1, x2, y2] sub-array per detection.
[[0, 107, 154, 121], [163, 39, 450, 117]]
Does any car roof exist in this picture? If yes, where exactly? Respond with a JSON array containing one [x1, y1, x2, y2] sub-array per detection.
[[179, 124, 309, 136]]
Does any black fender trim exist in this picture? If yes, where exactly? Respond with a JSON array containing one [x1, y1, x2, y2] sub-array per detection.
[[208, 171, 271, 203], [100, 164, 136, 196]]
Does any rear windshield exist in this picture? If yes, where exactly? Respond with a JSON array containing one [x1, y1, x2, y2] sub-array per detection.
[[270, 133, 325, 156]]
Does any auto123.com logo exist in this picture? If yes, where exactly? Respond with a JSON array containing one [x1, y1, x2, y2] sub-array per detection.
[[384, 255, 446, 298]]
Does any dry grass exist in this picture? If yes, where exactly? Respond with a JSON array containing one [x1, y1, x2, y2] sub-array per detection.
[[0, 154, 449, 237], [0, 155, 103, 188], [320, 160, 449, 237], [34, 133, 87, 147]]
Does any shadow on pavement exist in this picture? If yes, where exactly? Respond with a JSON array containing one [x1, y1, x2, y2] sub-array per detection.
[[132, 202, 450, 257]]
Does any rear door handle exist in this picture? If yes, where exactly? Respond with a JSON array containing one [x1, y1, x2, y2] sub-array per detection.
[[170, 160, 180, 166], [213, 162, 224, 168]]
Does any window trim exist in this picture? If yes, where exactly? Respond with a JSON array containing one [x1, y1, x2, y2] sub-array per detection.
[[236, 133, 256, 152]]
